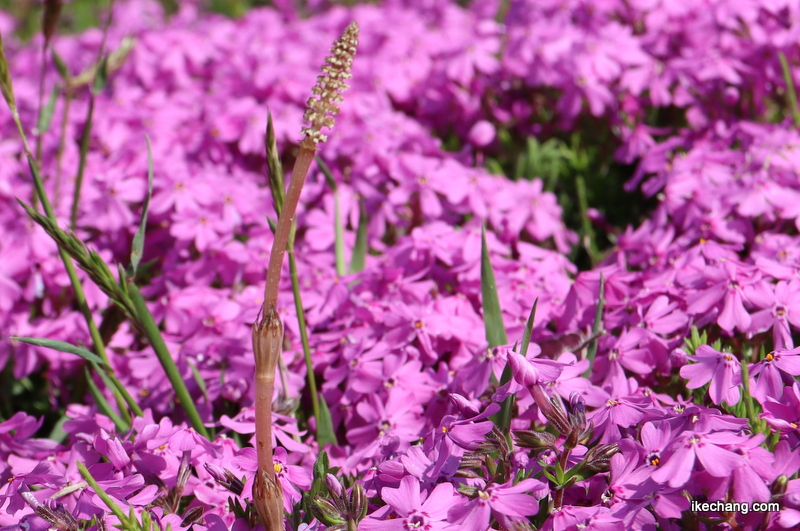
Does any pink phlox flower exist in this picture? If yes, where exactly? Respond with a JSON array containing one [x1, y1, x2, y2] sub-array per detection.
[[747, 280, 800, 350], [360, 475, 458, 531], [235, 447, 311, 512], [448, 478, 548, 531], [588, 383, 657, 444], [761, 384, 800, 442], [636, 295, 688, 337], [679, 345, 741, 406], [749, 346, 800, 404], [651, 431, 745, 488], [685, 260, 758, 334]]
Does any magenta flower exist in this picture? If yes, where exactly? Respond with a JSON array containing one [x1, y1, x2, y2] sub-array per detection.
[[360, 475, 458, 531], [749, 346, 800, 403], [651, 431, 744, 488], [448, 478, 548, 531], [679, 345, 741, 406]]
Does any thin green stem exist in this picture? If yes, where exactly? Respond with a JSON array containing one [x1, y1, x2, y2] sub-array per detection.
[[287, 229, 320, 427], [69, 94, 94, 230], [583, 273, 605, 379], [129, 282, 209, 439], [10, 110, 132, 424]]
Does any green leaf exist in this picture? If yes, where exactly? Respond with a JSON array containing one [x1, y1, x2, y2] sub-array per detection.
[[520, 298, 538, 358], [265, 111, 285, 215], [349, 197, 367, 274], [37, 85, 59, 135], [779, 52, 800, 128], [315, 393, 338, 447], [481, 223, 508, 347], [333, 191, 346, 276], [91, 55, 108, 95], [130, 135, 154, 277], [315, 155, 337, 192], [12, 336, 105, 366], [51, 49, 70, 80], [84, 366, 128, 433], [129, 282, 209, 439], [582, 273, 605, 379]]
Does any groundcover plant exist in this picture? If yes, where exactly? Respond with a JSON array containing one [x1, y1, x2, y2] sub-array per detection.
[[1, 0, 800, 530]]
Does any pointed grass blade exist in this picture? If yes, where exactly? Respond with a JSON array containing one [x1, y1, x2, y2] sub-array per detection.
[[13, 336, 105, 366], [130, 135, 153, 277]]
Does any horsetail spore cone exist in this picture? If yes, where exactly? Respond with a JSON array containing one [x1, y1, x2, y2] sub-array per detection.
[[252, 21, 358, 528]]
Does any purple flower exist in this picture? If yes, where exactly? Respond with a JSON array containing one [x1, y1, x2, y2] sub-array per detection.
[[360, 476, 458, 531], [651, 431, 744, 488], [679, 345, 741, 406], [448, 478, 548, 531]]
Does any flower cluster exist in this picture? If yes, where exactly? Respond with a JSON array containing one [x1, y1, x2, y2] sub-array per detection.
[[1, 0, 800, 530]]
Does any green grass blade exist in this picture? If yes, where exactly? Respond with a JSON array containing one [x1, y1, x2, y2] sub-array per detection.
[[582, 273, 605, 379], [481, 223, 508, 347], [84, 367, 128, 433], [128, 282, 209, 439], [316, 393, 338, 447], [779, 52, 800, 128], [265, 110, 285, 215], [130, 136, 154, 277], [349, 197, 367, 274], [36, 85, 58, 135], [520, 298, 538, 358], [333, 191, 346, 276], [12, 336, 105, 366]]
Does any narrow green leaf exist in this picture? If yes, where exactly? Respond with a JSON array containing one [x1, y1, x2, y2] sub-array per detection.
[[129, 282, 209, 439], [779, 52, 800, 128], [130, 135, 154, 277], [481, 223, 508, 347], [84, 367, 127, 433], [0, 31, 15, 110], [349, 197, 368, 274], [91, 55, 108, 95], [267, 216, 277, 234], [265, 111, 285, 215], [315, 394, 338, 447], [582, 273, 605, 379], [188, 360, 209, 404], [520, 298, 538, 358], [51, 49, 70, 80], [333, 191, 346, 276], [13, 336, 105, 366], [37, 85, 59, 135], [315, 155, 337, 192], [77, 461, 130, 524]]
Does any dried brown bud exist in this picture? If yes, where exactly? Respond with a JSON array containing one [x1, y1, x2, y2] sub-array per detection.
[[348, 483, 367, 520], [252, 305, 283, 375], [252, 468, 284, 530], [301, 22, 359, 145]]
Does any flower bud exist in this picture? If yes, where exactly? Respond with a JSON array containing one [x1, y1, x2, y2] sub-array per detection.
[[311, 498, 346, 526], [180, 506, 204, 527], [513, 430, 556, 449], [204, 463, 244, 496], [348, 483, 367, 520], [583, 443, 620, 473], [326, 473, 343, 498], [771, 475, 788, 498]]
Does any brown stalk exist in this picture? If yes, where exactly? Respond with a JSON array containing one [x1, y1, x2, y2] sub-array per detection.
[[251, 22, 359, 528]]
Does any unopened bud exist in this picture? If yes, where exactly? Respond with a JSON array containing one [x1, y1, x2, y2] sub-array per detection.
[[42, 0, 64, 46], [771, 475, 788, 498], [348, 483, 367, 520], [180, 506, 204, 527], [21, 492, 78, 531], [252, 468, 284, 529], [513, 430, 556, 449], [311, 498, 346, 526], [326, 473, 343, 498], [583, 443, 620, 473], [204, 463, 244, 496]]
